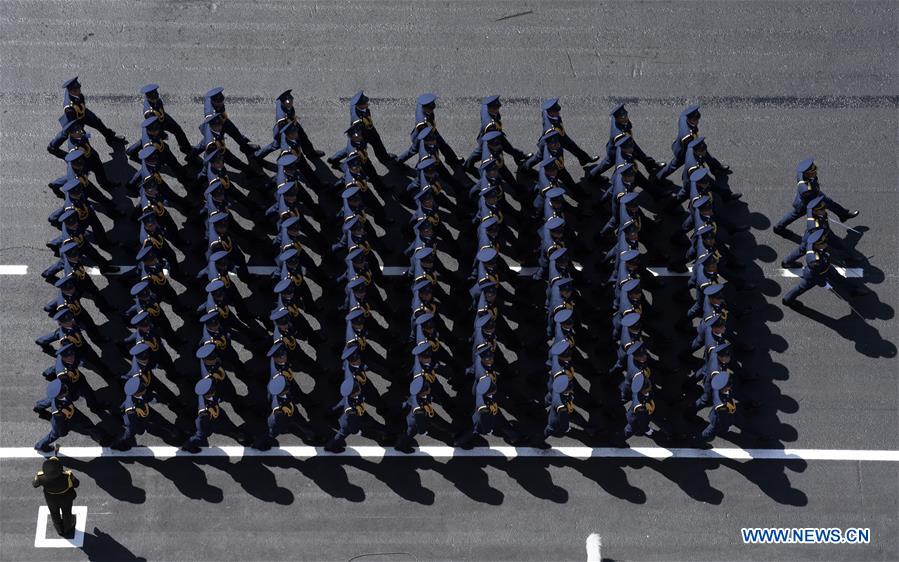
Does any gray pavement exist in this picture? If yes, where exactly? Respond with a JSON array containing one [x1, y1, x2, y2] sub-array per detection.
[[1, 1, 898, 560]]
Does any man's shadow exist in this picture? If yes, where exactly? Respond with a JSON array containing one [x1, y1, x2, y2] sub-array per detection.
[[82, 526, 146, 562]]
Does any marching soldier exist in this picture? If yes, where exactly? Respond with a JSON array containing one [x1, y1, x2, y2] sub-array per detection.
[[395, 93, 462, 165], [782, 246, 869, 307], [252, 374, 316, 450], [48, 77, 125, 152], [329, 90, 396, 166], [256, 89, 325, 160], [700, 371, 737, 441], [655, 104, 703, 180], [624, 372, 655, 438], [111, 375, 183, 450], [774, 158, 858, 234], [34, 380, 105, 452], [140, 83, 193, 155], [589, 103, 660, 178]]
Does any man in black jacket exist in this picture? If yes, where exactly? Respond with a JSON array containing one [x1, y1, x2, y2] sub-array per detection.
[[32, 452, 80, 538]]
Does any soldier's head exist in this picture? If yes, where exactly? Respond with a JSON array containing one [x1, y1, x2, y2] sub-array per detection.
[[63, 77, 82, 97], [477, 344, 495, 367], [711, 317, 727, 336], [278, 90, 294, 114], [59, 344, 77, 366], [131, 342, 152, 367], [716, 345, 732, 366], [142, 176, 160, 197], [209, 91, 225, 111], [612, 105, 630, 126], [270, 342, 288, 367], [685, 106, 701, 127], [544, 100, 561, 119], [143, 84, 160, 102]]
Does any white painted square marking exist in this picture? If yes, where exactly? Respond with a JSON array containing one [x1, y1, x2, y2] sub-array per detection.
[[34, 505, 86, 548]]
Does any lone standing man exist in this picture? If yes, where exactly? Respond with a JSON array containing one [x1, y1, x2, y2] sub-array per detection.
[[32, 450, 80, 538]]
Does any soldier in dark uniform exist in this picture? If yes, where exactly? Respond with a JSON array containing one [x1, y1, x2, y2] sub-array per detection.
[[324, 378, 386, 453], [34, 380, 105, 452], [521, 97, 596, 171], [252, 375, 316, 450], [200, 87, 259, 155], [655, 104, 704, 180], [543, 376, 575, 439], [624, 372, 655, 438], [588, 103, 660, 178], [35, 344, 100, 413], [700, 371, 737, 441], [181, 377, 250, 453], [32, 454, 80, 538], [48, 119, 116, 192], [256, 89, 325, 160], [48, 77, 125, 151], [329, 90, 396, 167], [395, 93, 462, 165], [464, 95, 530, 170], [140, 83, 193, 155], [774, 158, 858, 234], [111, 375, 183, 450], [782, 247, 869, 307]]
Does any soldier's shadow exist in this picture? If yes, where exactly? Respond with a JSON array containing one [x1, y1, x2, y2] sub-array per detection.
[[789, 302, 897, 358], [430, 457, 505, 505], [82, 526, 147, 562], [135, 457, 224, 503], [487, 458, 569, 503], [62, 458, 146, 504], [266, 456, 366, 502], [343, 458, 436, 505], [721, 458, 809, 506], [553, 458, 647, 504], [640, 459, 724, 504], [204, 457, 294, 505]]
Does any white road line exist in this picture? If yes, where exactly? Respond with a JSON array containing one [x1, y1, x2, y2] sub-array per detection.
[[55, 264, 865, 279], [0, 264, 28, 275], [34, 505, 86, 548], [5, 446, 899, 462], [586, 533, 602, 562], [778, 267, 863, 278]]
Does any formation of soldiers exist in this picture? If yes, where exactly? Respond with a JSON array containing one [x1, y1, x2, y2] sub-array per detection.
[[33, 77, 870, 454]]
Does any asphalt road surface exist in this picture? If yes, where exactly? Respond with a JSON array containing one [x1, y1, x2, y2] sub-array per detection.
[[0, 1, 897, 561]]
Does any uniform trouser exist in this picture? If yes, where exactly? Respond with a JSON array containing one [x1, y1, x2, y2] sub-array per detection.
[[148, 281, 184, 314], [675, 177, 734, 202], [466, 137, 527, 168], [701, 409, 732, 440], [85, 150, 114, 192], [35, 409, 97, 450], [159, 115, 193, 152], [44, 490, 77, 535], [74, 240, 111, 268], [257, 126, 319, 160], [147, 310, 179, 342], [624, 410, 650, 438], [116, 409, 180, 447], [73, 276, 112, 311], [82, 110, 118, 139], [364, 128, 394, 164], [589, 144, 655, 179], [776, 196, 853, 229], [655, 147, 685, 180], [184, 409, 243, 449], [783, 267, 862, 303]]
